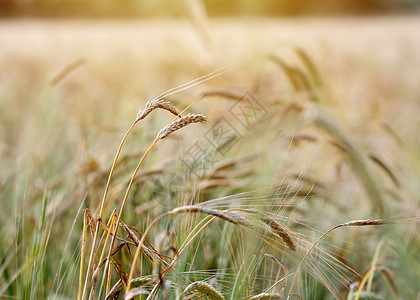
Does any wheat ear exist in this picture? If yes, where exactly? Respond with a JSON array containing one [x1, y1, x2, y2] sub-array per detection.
[[105, 275, 157, 300], [171, 205, 248, 225], [261, 217, 297, 251], [156, 113, 207, 140], [136, 99, 180, 122], [184, 281, 225, 300]]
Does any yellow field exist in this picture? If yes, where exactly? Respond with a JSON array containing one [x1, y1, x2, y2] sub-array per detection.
[[1, 17, 419, 299]]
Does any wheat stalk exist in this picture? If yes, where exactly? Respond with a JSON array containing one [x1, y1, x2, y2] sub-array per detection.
[[287, 218, 391, 299], [126, 204, 248, 293]]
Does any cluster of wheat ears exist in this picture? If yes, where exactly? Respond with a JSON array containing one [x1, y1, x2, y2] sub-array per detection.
[[78, 55, 417, 300]]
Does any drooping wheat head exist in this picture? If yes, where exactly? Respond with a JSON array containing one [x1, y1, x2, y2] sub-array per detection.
[[135, 99, 180, 122], [156, 113, 207, 140]]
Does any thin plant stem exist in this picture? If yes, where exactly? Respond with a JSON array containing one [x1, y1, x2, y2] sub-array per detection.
[[287, 225, 342, 299], [356, 240, 385, 300], [128, 210, 223, 293], [287, 218, 389, 299], [81, 121, 137, 300], [99, 121, 138, 217], [115, 139, 157, 236], [78, 210, 88, 300], [126, 211, 172, 292], [99, 210, 118, 267], [97, 210, 117, 296], [145, 216, 218, 300], [106, 221, 119, 295]]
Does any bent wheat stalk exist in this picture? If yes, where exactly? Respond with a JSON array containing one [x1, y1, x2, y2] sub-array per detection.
[[287, 218, 391, 299]]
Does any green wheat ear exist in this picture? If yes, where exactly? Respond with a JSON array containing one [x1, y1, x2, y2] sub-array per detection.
[[184, 281, 225, 300]]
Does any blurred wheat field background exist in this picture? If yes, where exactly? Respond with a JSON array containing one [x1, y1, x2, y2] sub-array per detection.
[[1, 17, 420, 299]]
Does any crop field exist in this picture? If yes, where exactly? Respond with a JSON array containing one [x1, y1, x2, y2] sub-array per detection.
[[0, 17, 420, 299]]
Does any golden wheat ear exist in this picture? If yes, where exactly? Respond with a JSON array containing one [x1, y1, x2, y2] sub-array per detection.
[[156, 113, 207, 140], [135, 99, 180, 122]]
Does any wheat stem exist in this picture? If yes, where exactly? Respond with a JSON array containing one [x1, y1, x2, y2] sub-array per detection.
[[287, 218, 388, 299], [145, 216, 218, 300], [128, 206, 245, 293], [78, 210, 88, 300], [96, 211, 117, 296]]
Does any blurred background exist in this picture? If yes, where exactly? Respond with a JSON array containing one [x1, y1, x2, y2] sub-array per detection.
[[1, 0, 420, 299], [1, 0, 419, 18]]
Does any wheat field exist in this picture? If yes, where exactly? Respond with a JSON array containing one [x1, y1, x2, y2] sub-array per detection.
[[0, 17, 419, 299]]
